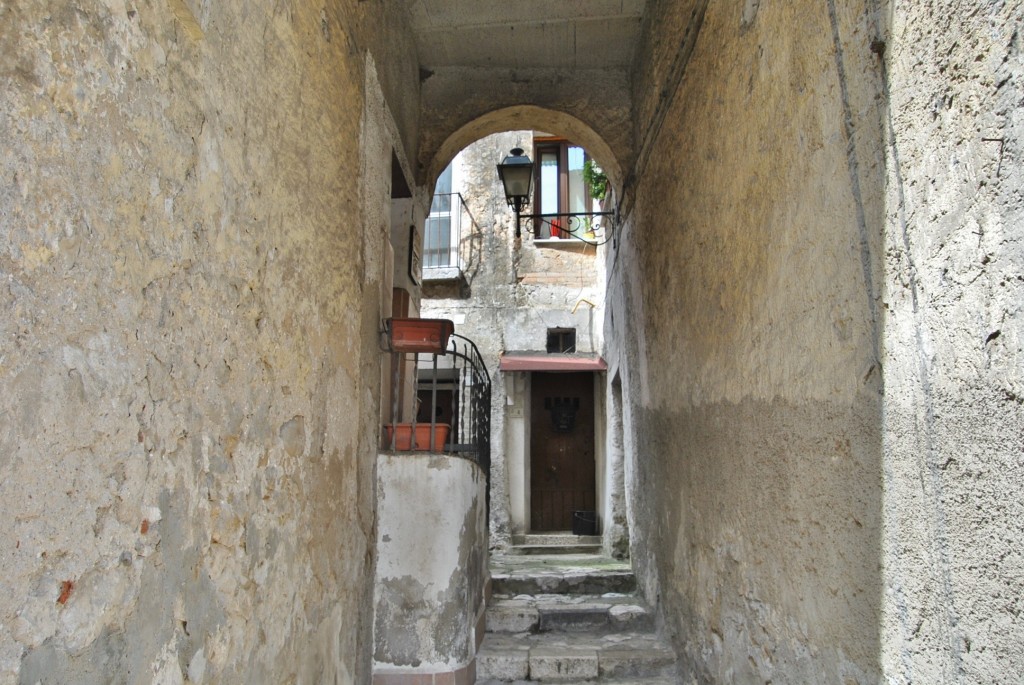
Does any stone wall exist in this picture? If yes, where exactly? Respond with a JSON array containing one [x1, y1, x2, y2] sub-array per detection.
[[881, 2, 1024, 683], [606, 0, 887, 681], [609, 0, 1024, 681], [0, 2, 418, 682]]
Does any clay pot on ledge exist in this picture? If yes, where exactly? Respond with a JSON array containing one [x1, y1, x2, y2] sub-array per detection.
[[383, 423, 451, 452], [385, 318, 455, 354]]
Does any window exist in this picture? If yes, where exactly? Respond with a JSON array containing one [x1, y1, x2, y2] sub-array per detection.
[[534, 139, 591, 239], [424, 164, 454, 267], [546, 328, 577, 353]]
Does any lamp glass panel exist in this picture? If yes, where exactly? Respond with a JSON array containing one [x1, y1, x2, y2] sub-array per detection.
[[501, 164, 532, 198]]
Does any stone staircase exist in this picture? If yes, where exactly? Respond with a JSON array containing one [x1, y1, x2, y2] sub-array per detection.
[[476, 544, 678, 684]]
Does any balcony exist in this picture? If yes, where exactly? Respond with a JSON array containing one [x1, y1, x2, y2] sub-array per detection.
[[382, 329, 491, 476], [422, 192, 479, 298]]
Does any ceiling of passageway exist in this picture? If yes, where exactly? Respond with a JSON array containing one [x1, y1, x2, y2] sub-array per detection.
[[408, 0, 648, 70]]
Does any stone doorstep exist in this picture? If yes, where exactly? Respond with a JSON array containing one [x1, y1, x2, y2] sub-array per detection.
[[512, 535, 602, 547], [510, 545, 603, 556]]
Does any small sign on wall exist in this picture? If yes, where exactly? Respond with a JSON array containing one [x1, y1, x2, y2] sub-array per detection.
[[408, 224, 421, 285]]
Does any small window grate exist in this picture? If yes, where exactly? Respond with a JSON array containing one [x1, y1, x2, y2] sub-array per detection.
[[546, 328, 577, 353]]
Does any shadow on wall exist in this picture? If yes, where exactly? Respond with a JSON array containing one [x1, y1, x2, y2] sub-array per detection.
[[608, 0, 890, 682]]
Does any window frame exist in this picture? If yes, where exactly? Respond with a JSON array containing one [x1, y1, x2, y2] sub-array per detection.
[[424, 163, 457, 269], [546, 327, 577, 354], [532, 138, 592, 240]]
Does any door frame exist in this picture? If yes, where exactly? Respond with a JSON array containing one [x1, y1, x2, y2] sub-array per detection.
[[505, 370, 607, 536], [529, 371, 596, 531]]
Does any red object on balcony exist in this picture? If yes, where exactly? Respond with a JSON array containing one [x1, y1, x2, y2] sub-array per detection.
[[549, 218, 566, 239], [384, 423, 451, 451], [387, 318, 455, 353]]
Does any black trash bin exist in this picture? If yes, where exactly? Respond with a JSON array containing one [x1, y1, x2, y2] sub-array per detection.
[[572, 510, 598, 536]]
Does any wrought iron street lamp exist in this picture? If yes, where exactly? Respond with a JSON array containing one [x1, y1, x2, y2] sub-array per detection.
[[496, 147, 534, 238]]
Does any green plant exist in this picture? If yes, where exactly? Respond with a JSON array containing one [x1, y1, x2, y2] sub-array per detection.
[[582, 159, 608, 202]]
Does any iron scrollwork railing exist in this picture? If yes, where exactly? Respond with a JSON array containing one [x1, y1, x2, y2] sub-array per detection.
[[385, 333, 492, 496], [521, 211, 616, 245]]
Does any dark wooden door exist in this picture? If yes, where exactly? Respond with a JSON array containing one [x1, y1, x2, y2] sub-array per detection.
[[530, 372, 595, 531]]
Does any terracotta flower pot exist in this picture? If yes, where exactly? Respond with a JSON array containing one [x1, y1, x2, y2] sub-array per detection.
[[384, 423, 451, 451], [386, 318, 455, 353]]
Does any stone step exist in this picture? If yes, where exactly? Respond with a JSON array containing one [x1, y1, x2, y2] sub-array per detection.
[[477, 679, 678, 685], [488, 554, 637, 598], [486, 595, 654, 634], [475, 631, 677, 683], [511, 544, 604, 556], [491, 570, 636, 597], [512, 534, 602, 547]]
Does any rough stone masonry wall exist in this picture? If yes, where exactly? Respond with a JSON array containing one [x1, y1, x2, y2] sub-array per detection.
[[0, 2, 416, 683], [607, 0, 888, 681], [881, 2, 1024, 683]]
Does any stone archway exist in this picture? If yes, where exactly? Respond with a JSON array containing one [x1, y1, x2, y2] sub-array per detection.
[[420, 104, 631, 197]]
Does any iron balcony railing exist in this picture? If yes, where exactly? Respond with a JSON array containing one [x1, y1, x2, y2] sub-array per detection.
[[519, 210, 615, 245], [384, 333, 491, 480], [423, 192, 480, 275]]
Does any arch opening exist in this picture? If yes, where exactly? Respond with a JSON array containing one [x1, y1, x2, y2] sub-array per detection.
[[425, 105, 625, 202]]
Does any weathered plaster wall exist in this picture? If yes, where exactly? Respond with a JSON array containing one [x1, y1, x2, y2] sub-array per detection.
[[0, 2, 418, 682], [881, 2, 1024, 682], [606, 0, 887, 681], [373, 454, 487, 675]]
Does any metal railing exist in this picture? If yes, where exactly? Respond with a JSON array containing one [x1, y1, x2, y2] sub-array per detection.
[[384, 333, 491, 479], [423, 193, 480, 274], [519, 210, 615, 245]]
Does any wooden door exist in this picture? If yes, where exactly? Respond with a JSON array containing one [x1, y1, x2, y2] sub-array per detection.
[[530, 372, 595, 531]]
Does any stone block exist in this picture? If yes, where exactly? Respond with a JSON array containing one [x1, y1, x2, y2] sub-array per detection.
[[537, 603, 609, 632], [599, 645, 677, 679], [528, 646, 599, 681], [476, 644, 529, 681], [487, 600, 539, 633], [608, 603, 653, 631]]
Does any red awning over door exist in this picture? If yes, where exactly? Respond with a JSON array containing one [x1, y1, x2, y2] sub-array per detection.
[[498, 354, 607, 372]]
